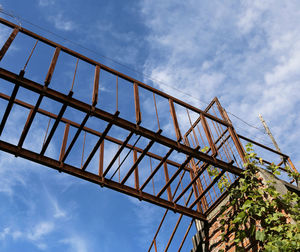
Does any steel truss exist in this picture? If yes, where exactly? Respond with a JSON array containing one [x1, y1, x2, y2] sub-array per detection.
[[0, 17, 298, 251]]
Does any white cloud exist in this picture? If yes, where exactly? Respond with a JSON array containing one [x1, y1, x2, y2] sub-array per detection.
[[237, 0, 268, 34], [0, 152, 27, 196], [0, 227, 22, 241], [36, 243, 47, 250], [27, 221, 54, 241], [0, 106, 57, 196], [141, 0, 300, 165], [0, 227, 10, 240], [11, 230, 22, 240], [38, 0, 55, 7], [61, 235, 89, 252], [0, 221, 53, 250], [44, 186, 67, 219], [48, 13, 75, 31]]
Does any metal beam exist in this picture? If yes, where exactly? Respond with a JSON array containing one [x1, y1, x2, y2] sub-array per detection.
[[121, 130, 161, 185], [0, 27, 19, 61], [0, 67, 243, 177], [0, 17, 230, 128], [0, 140, 206, 221], [103, 131, 134, 177], [0, 83, 20, 136], [0, 92, 190, 170], [157, 147, 199, 198], [140, 148, 174, 191], [40, 91, 73, 155], [81, 111, 119, 171]]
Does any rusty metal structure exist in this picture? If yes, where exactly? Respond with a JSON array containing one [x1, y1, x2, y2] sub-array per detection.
[[0, 17, 298, 251]]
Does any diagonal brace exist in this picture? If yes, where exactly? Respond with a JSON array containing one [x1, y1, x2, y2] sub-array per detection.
[[103, 131, 134, 177], [40, 91, 73, 155], [81, 111, 119, 171], [121, 129, 162, 185], [157, 146, 200, 198], [140, 148, 174, 191]]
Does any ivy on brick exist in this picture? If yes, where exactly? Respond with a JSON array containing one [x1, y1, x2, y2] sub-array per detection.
[[210, 143, 300, 251]]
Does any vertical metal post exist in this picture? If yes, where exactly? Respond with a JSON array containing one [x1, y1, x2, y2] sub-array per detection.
[[163, 162, 173, 202], [59, 123, 70, 162], [92, 65, 100, 106], [169, 99, 182, 142], [99, 140, 104, 178], [154, 240, 158, 252], [133, 150, 139, 189], [215, 98, 246, 163], [200, 114, 216, 155], [133, 82, 141, 125], [81, 131, 86, 168], [149, 157, 155, 195], [45, 47, 61, 86], [116, 75, 118, 112], [186, 109, 199, 147], [43, 118, 51, 147], [184, 136, 207, 210], [22, 40, 38, 72], [153, 93, 160, 130], [189, 170, 202, 212], [70, 58, 79, 91]]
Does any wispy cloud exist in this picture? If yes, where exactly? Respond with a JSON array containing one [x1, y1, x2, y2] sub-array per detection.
[[0, 105, 58, 196], [0, 221, 54, 250], [60, 235, 89, 252], [141, 0, 300, 163], [48, 13, 75, 31], [0, 227, 10, 240], [27, 221, 54, 241], [44, 186, 67, 219], [38, 0, 55, 7]]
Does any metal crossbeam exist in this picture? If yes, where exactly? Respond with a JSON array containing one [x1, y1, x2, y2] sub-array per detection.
[[0, 140, 206, 220], [0, 17, 296, 244]]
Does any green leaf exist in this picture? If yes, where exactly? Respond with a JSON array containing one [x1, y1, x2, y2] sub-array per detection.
[[241, 199, 252, 210], [217, 145, 300, 252], [232, 211, 246, 224], [255, 230, 265, 242]]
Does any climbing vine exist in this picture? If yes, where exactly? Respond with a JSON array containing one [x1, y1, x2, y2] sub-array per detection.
[[208, 143, 300, 251]]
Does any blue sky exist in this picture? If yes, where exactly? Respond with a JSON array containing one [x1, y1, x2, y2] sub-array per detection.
[[0, 0, 300, 251]]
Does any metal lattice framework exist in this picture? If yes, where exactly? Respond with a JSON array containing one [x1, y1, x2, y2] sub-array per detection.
[[0, 17, 298, 251]]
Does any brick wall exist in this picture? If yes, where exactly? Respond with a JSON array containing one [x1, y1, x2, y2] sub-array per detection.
[[191, 168, 299, 252]]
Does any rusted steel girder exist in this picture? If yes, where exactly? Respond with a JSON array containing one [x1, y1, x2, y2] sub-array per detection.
[[0, 140, 206, 220], [0, 92, 190, 171], [0, 68, 243, 177], [0, 17, 230, 128]]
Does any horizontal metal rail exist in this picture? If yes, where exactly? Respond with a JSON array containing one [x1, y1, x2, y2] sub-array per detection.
[[0, 17, 230, 128], [0, 139, 206, 220], [0, 92, 190, 171], [238, 134, 289, 158], [0, 68, 243, 177]]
